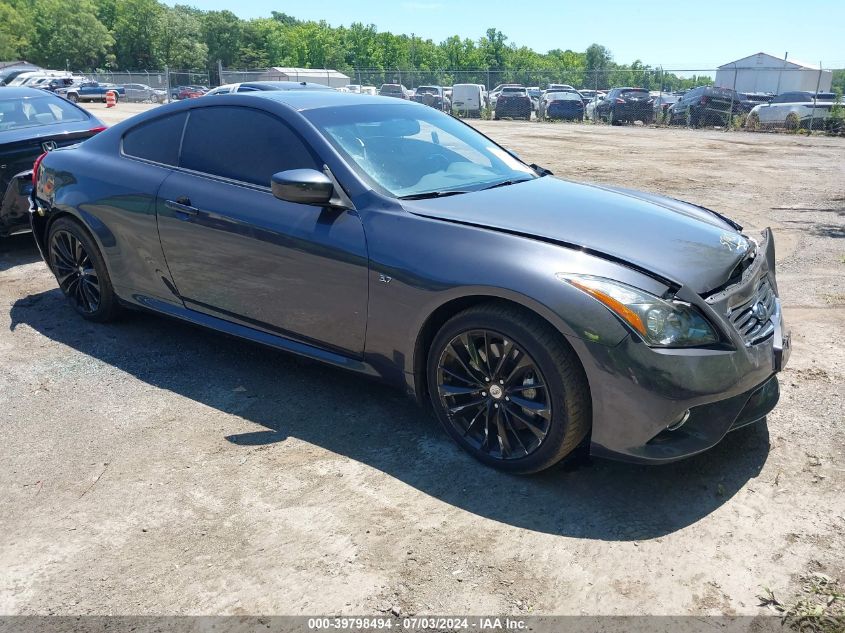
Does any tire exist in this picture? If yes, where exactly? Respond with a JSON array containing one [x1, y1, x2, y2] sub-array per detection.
[[686, 108, 697, 128], [47, 217, 121, 322], [68, 93, 79, 103], [746, 111, 760, 130], [785, 112, 800, 131], [427, 303, 591, 474]]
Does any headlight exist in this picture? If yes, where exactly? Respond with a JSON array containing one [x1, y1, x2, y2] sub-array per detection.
[[558, 274, 719, 347]]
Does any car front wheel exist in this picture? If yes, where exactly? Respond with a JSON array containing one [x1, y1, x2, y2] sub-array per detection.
[[48, 218, 121, 322], [427, 303, 591, 474]]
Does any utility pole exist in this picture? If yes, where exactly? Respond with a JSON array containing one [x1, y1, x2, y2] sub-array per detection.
[[217, 59, 223, 87], [775, 51, 788, 95]]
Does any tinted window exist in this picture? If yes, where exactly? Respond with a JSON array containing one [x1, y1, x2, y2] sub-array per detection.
[[122, 112, 187, 165], [179, 106, 318, 186], [773, 92, 810, 104]]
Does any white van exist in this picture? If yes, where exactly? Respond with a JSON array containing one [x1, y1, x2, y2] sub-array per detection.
[[451, 83, 486, 117]]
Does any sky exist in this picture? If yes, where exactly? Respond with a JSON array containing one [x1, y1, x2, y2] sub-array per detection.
[[166, 0, 845, 70]]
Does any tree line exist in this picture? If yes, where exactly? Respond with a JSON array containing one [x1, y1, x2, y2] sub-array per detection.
[[2, 0, 843, 92]]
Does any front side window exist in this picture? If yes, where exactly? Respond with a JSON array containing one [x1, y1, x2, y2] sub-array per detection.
[[306, 103, 536, 198], [122, 112, 187, 166], [179, 106, 319, 186]]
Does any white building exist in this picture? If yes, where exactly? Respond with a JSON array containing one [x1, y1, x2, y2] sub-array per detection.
[[260, 67, 351, 88], [220, 67, 351, 88], [715, 53, 832, 94]]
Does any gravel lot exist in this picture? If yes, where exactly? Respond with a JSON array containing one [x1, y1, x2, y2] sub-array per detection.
[[1, 102, 843, 617]]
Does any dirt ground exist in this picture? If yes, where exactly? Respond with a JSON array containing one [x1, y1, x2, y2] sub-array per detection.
[[1, 103, 844, 617]]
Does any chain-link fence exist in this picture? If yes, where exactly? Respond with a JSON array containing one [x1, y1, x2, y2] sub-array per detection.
[[87, 69, 210, 101], [81, 64, 843, 133]]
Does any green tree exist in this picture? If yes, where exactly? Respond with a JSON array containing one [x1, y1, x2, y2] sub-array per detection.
[[479, 27, 507, 71], [0, 2, 31, 60], [92, 0, 118, 31], [155, 5, 208, 69], [832, 69, 845, 94], [29, 0, 113, 70], [112, 0, 162, 68], [585, 43, 613, 89], [202, 10, 242, 67]]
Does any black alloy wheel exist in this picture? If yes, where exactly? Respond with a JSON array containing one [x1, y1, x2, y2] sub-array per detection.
[[48, 218, 121, 322], [428, 304, 591, 474], [437, 329, 552, 460], [51, 229, 100, 314]]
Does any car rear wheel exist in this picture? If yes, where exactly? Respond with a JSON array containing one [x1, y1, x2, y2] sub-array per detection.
[[68, 93, 79, 103], [427, 304, 591, 474], [746, 111, 760, 130], [48, 218, 121, 322]]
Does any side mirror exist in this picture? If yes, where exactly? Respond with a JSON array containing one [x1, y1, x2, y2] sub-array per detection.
[[271, 169, 334, 206]]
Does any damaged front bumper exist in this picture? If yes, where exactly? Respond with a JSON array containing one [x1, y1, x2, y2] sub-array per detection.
[[579, 228, 791, 464]]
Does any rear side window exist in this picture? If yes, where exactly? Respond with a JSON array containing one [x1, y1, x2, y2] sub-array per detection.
[[123, 112, 187, 166], [179, 106, 319, 187], [773, 92, 810, 104]]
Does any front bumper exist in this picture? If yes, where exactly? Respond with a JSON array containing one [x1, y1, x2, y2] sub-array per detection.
[[578, 229, 790, 464]]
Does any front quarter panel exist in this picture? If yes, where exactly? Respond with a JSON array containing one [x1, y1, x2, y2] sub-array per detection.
[[359, 200, 665, 388]]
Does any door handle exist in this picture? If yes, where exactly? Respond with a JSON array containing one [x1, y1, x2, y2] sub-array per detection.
[[165, 198, 199, 215]]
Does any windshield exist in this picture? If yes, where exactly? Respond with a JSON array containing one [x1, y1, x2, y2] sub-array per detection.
[[0, 96, 88, 132], [306, 103, 536, 198]]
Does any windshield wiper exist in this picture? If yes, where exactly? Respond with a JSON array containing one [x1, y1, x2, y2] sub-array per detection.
[[476, 177, 534, 191], [399, 190, 471, 200]]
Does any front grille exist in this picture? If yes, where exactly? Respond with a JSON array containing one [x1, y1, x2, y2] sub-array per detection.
[[726, 277, 777, 345]]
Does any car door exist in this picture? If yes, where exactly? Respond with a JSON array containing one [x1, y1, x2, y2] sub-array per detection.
[[155, 104, 369, 355], [761, 93, 787, 124]]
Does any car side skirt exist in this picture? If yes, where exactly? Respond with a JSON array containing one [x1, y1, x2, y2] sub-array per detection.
[[127, 294, 383, 379]]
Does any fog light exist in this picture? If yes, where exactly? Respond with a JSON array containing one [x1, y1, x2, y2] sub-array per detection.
[[666, 410, 690, 431]]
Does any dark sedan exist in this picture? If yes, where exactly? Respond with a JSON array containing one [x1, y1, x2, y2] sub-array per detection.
[[538, 91, 585, 121], [494, 87, 532, 120], [1, 87, 104, 237], [596, 87, 654, 124], [31, 92, 790, 473]]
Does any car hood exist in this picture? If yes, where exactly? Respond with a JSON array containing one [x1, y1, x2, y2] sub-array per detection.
[[403, 176, 752, 294]]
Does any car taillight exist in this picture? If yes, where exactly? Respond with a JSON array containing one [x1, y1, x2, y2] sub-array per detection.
[[616, 97, 625, 104], [89, 126, 107, 134], [32, 152, 48, 185]]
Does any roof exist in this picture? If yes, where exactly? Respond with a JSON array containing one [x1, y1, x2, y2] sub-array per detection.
[[0, 61, 40, 70], [246, 90, 421, 111], [0, 87, 59, 99], [240, 81, 334, 91], [269, 67, 350, 79], [718, 53, 823, 70]]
